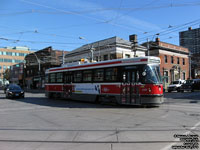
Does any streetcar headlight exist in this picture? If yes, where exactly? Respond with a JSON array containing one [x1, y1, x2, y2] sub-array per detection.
[[159, 87, 162, 92]]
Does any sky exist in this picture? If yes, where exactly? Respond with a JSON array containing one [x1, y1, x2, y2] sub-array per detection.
[[0, 0, 200, 51]]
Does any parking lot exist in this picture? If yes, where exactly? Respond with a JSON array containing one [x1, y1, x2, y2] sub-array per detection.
[[0, 90, 199, 150]]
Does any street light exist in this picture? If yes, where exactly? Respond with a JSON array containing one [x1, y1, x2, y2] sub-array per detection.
[[32, 52, 41, 73], [152, 33, 160, 41], [147, 33, 160, 56], [32, 52, 41, 89], [79, 37, 95, 62]]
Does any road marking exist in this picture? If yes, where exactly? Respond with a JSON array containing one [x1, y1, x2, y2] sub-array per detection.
[[160, 121, 200, 150]]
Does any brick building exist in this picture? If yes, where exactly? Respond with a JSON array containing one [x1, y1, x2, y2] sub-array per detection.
[[9, 63, 24, 86], [25, 46, 66, 89], [143, 38, 189, 90]]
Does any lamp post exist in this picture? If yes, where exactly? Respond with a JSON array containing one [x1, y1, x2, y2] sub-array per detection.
[[32, 52, 41, 89], [189, 52, 191, 79], [79, 37, 95, 62], [152, 33, 160, 41]]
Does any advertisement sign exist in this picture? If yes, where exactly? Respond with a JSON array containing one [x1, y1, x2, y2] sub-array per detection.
[[74, 84, 100, 94]]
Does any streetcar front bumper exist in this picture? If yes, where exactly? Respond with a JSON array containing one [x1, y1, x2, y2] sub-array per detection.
[[140, 95, 164, 106]]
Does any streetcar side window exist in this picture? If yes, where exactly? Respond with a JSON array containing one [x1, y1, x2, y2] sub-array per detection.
[[83, 70, 92, 82], [45, 74, 49, 83], [105, 68, 118, 82], [65, 72, 73, 83], [74, 71, 82, 82], [56, 72, 63, 83], [94, 69, 104, 82], [49, 73, 56, 83]]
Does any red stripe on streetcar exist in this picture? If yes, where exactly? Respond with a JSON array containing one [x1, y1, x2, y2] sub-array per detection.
[[140, 59, 148, 62], [49, 60, 122, 72]]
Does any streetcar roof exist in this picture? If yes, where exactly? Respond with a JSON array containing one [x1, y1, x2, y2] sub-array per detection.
[[46, 56, 160, 74]]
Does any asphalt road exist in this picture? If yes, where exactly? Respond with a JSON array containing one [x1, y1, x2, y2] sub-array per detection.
[[0, 90, 199, 150]]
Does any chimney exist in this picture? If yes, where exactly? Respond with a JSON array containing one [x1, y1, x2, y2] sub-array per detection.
[[156, 37, 160, 42], [129, 34, 138, 44]]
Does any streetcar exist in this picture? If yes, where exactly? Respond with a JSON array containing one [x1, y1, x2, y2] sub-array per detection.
[[45, 56, 164, 106]]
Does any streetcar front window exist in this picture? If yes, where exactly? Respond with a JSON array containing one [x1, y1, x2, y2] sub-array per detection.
[[141, 65, 162, 84]]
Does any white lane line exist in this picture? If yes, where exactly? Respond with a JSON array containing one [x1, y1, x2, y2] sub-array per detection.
[[160, 121, 200, 150]]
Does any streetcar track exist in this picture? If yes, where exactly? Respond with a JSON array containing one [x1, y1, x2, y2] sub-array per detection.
[[0, 139, 183, 144], [0, 128, 198, 132]]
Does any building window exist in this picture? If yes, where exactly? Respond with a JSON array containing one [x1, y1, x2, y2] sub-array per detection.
[[110, 54, 116, 60], [95, 56, 99, 62], [177, 57, 180, 64], [171, 56, 174, 64], [182, 72, 186, 80], [183, 58, 185, 65], [164, 55, 168, 63], [104, 55, 108, 61], [3, 65, 7, 70], [125, 54, 130, 58], [0, 66, 2, 70]]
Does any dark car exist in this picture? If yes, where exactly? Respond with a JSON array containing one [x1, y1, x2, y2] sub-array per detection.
[[5, 84, 25, 99], [181, 80, 194, 92], [181, 79, 200, 92]]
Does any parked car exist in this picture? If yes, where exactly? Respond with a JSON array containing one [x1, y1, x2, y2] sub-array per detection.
[[181, 79, 200, 92], [5, 84, 25, 99], [181, 80, 194, 92], [167, 80, 185, 92]]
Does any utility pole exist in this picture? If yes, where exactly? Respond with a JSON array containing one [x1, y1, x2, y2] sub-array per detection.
[[147, 38, 149, 56], [79, 36, 94, 62], [189, 52, 191, 79], [62, 50, 65, 65], [33, 52, 41, 89]]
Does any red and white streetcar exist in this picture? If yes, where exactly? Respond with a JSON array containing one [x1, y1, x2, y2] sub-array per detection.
[[45, 56, 164, 106]]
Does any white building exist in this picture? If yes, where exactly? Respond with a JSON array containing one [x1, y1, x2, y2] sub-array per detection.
[[65, 36, 147, 63]]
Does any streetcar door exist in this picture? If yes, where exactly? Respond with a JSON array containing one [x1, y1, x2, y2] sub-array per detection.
[[121, 70, 139, 104], [63, 72, 73, 98]]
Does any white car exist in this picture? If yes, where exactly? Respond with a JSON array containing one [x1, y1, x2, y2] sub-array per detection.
[[167, 80, 185, 92]]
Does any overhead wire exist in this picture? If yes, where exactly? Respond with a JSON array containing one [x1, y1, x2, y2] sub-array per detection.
[[138, 18, 200, 43], [1, 0, 200, 49]]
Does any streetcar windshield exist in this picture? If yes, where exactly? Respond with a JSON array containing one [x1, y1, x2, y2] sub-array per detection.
[[141, 64, 162, 84]]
